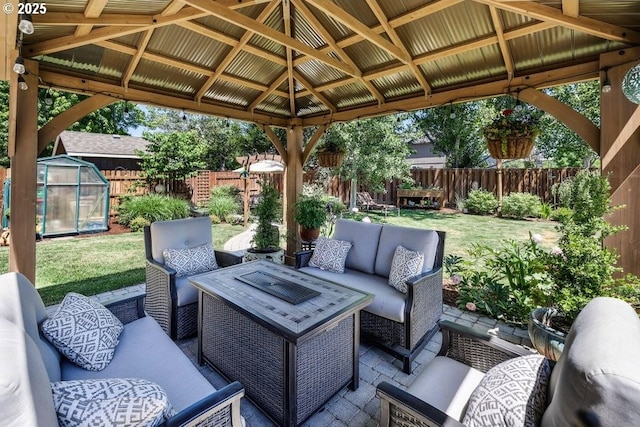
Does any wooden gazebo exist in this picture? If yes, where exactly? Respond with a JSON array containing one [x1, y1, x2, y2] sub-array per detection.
[[2, 0, 639, 282]]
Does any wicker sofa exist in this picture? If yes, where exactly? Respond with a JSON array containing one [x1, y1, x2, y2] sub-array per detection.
[[144, 217, 244, 340], [295, 219, 445, 373], [0, 272, 244, 427], [377, 297, 640, 427]]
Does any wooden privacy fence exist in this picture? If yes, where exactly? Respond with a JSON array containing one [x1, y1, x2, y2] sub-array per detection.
[[367, 167, 586, 208], [0, 167, 587, 216]]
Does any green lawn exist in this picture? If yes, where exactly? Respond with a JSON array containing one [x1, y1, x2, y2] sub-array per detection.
[[355, 209, 559, 258], [0, 212, 559, 306], [0, 224, 247, 306]]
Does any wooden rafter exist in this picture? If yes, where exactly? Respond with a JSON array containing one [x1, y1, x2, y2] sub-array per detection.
[[562, 0, 579, 18], [471, 0, 640, 44], [75, 0, 108, 37], [305, 0, 410, 64], [284, 0, 296, 116], [195, 0, 280, 102], [121, 29, 153, 89], [365, 0, 431, 94], [489, 6, 514, 81], [292, 0, 384, 104], [182, 0, 360, 78], [162, 0, 187, 17], [249, 72, 288, 111], [293, 71, 336, 113]]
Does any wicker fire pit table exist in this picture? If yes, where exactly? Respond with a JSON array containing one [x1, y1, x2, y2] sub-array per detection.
[[191, 260, 373, 427]]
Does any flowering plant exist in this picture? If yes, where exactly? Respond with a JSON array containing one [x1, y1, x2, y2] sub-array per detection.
[[483, 108, 540, 156]]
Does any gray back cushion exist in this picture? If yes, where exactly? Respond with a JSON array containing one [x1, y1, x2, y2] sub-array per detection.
[[0, 272, 61, 382], [150, 217, 213, 264], [541, 297, 640, 427], [334, 219, 383, 274], [0, 318, 58, 427], [375, 225, 439, 278]]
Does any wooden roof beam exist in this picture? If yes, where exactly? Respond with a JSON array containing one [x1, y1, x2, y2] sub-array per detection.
[[195, 0, 280, 102], [75, 0, 109, 37], [249, 72, 288, 111], [305, 0, 411, 64], [562, 0, 579, 18], [472, 0, 640, 44], [489, 6, 515, 81], [162, 0, 187, 17], [284, 0, 296, 116], [366, 0, 431, 94], [292, 0, 384, 104], [28, 7, 210, 56], [294, 71, 336, 113], [182, 0, 360, 78], [121, 30, 153, 89]]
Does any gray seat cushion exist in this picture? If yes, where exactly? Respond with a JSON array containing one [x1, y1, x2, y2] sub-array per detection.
[[375, 225, 439, 278], [407, 356, 485, 421], [299, 266, 407, 323], [61, 316, 216, 412], [542, 297, 640, 427], [0, 272, 61, 382], [0, 318, 59, 427], [176, 275, 198, 306], [333, 219, 383, 274]]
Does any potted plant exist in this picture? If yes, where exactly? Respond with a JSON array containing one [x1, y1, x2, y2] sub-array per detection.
[[293, 194, 327, 241], [483, 107, 540, 159], [246, 183, 284, 263], [316, 132, 346, 168]]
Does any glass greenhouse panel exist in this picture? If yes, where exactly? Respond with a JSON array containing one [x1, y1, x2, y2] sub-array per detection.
[[44, 185, 78, 234]]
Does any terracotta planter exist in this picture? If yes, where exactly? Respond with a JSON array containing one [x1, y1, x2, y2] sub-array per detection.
[[486, 136, 534, 159], [528, 307, 567, 361], [317, 151, 344, 168], [299, 227, 320, 242]]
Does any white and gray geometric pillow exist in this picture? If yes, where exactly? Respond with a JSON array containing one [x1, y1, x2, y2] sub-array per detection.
[[309, 236, 352, 273], [388, 245, 424, 293], [51, 378, 176, 427], [163, 243, 218, 277], [41, 292, 124, 371], [462, 354, 552, 427]]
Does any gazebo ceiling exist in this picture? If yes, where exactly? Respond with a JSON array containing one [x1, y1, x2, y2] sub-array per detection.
[[14, 0, 640, 127]]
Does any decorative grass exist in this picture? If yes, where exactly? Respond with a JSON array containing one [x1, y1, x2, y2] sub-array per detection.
[[0, 224, 247, 306]]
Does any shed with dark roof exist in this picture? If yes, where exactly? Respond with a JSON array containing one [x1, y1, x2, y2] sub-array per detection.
[[52, 131, 150, 171]]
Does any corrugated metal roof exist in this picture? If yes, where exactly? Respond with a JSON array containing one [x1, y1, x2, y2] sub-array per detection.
[[20, 0, 640, 122]]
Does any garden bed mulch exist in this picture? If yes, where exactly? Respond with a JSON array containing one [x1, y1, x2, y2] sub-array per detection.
[[443, 278, 459, 307]]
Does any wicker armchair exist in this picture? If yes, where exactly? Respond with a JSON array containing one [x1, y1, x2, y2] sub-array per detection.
[[376, 320, 532, 426], [378, 297, 640, 427], [144, 217, 243, 340]]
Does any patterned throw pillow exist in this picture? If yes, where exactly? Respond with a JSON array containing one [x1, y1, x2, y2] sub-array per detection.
[[388, 245, 424, 293], [52, 378, 175, 427], [309, 236, 352, 273], [163, 243, 218, 277], [41, 293, 124, 371], [462, 354, 552, 427]]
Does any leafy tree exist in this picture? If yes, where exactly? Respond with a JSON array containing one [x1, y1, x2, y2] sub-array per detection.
[[318, 116, 412, 192], [411, 102, 491, 168], [137, 130, 207, 185]]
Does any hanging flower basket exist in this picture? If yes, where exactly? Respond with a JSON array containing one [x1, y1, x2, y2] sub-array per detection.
[[486, 135, 535, 159], [317, 151, 344, 168], [483, 107, 539, 159]]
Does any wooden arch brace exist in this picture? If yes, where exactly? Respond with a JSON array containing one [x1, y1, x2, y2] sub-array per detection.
[[519, 87, 600, 152], [38, 94, 118, 154]]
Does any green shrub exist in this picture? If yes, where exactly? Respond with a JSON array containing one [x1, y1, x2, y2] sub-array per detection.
[[209, 214, 221, 224], [465, 189, 498, 215], [118, 194, 190, 226], [225, 214, 242, 225], [208, 195, 239, 219], [210, 185, 240, 199], [501, 192, 542, 219], [539, 202, 552, 220], [129, 216, 151, 232], [550, 207, 573, 223]]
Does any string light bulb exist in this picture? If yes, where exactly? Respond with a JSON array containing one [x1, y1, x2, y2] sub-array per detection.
[[182, 109, 187, 121], [449, 103, 456, 119], [18, 13, 34, 35], [601, 68, 612, 93], [13, 56, 25, 74], [44, 88, 53, 106], [18, 76, 28, 91]]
